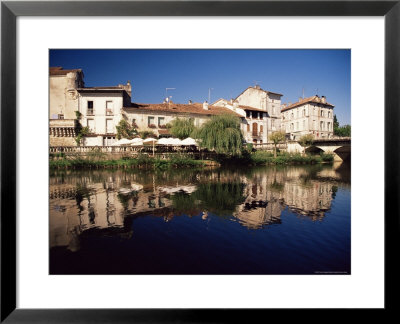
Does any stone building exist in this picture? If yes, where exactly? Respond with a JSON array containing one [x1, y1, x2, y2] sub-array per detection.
[[123, 101, 240, 138], [235, 86, 283, 137], [49, 66, 132, 146], [49, 67, 85, 146], [212, 99, 270, 144], [50, 67, 336, 147], [280, 95, 334, 140], [77, 83, 132, 146], [213, 85, 283, 144], [49, 67, 84, 119]]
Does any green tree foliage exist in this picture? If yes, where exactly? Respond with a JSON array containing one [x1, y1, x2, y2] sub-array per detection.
[[116, 119, 137, 140], [73, 111, 89, 146], [75, 126, 90, 146], [167, 117, 196, 140], [269, 131, 286, 158], [75, 110, 82, 120], [333, 114, 339, 129], [334, 124, 351, 137], [194, 114, 244, 155], [138, 130, 156, 139], [333, 115, 351, 137], [298, 133, 314, 147]]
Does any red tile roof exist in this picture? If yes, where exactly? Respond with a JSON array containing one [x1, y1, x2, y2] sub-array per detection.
[[124, 103, 242, 117], [49, 66, 82, 76], [281, 96, 334, 112]]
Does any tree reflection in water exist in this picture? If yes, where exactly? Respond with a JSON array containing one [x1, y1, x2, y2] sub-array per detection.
[[49, 162, 351, 274]]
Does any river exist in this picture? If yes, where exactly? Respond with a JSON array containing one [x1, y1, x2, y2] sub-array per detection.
[[49, 162, 350, 274]]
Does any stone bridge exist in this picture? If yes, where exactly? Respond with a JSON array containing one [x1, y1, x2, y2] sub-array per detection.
[[287, 137, 351, 162]]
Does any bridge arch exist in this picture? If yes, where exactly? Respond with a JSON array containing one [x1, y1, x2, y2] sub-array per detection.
[[333, 146, 351, 162], [304, 146, 324, 154]]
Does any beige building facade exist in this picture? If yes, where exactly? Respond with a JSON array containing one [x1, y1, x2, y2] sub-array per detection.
[[50, 67, 336, 147], [235, 86, 283, 137], [77, 86, 131, 146], [49, 66, 132, 146], [49, 67, 84, 120], [49, 67, 85, 146], [123, 101, 240, 138], [212, 98, 269, 144], [281, 95, 334, 140], [213, 86, 283, 144]]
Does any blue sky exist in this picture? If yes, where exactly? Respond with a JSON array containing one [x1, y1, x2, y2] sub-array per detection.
[[50, 49, 351, 125]]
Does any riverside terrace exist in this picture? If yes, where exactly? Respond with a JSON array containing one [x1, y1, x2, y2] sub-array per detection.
[[49, 137, 350, 162]]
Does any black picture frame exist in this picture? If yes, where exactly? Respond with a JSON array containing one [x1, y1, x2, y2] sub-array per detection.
[[1, 0, 399, 322]]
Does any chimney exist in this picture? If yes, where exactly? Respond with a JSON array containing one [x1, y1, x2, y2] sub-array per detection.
[[203, 101, 209, 110], [188, 100, 192, 105], [233, 101, 239, 109], [126, 81, 132, 97], [254, 85, 261, 90], [119, 81, 132, 97], [321, 96, 326, 104]]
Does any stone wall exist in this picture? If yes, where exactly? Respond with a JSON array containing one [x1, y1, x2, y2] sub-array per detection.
[[50, 136, 76, 147]]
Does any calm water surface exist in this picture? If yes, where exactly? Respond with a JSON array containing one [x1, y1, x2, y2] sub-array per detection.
[[50, 163, 350, 274]]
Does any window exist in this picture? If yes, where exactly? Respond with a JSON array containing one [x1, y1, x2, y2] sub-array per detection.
[[158, 117, 166, 127], [106, 101, 113, 115], [320, 121, 324, 130], [87, 119, 95, 132], [321, 110, 324, 117], [303, 109, 305, 117], [106, 119, 114, 134], [58, 114, 64, 120], [103, 136, 115, 146], [246, 111, 251, 118], [87, 101, 94, 115], [328, 111, 331, 118], [260, 125, 263, 133], [148, 116, 155, 128], [328, 122, 331, 130]]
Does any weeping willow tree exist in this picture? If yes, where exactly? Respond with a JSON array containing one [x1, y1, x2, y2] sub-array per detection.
[[194, 114, 244, 155], [167, 117, 196, 140]]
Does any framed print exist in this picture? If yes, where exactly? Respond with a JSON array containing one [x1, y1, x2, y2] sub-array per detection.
[[1, 0, 399, 322]]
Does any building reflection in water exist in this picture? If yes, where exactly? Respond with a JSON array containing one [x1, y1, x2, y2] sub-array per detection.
[[50, 163, 350, 251]]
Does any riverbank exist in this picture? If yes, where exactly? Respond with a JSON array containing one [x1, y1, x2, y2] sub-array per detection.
[[49, 152, 334, 169], [249, 151, 334, 165], [50, 154, 212, 170]]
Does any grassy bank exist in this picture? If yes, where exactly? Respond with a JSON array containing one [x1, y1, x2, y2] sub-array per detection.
[[50, 151, 334, 170], [249, 151, 334, 165], [50, 154, 207, 170]]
